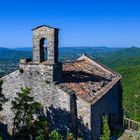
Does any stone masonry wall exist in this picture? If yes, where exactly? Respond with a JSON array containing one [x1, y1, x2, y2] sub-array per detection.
[[20, 62, 62, 82], [76, 97, 92, 140], [0, 68, 70, 135]]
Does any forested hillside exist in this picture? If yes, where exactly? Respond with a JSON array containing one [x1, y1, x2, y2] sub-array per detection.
[[96, 47, 140, 121], [94, 47, 140, 121], [0, 46, 140, 121]]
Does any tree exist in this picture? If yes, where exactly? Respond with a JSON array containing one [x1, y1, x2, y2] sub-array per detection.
[[100, 115, 111, 140], [0, 80, 7, 111], [11, 87, 42, 139]]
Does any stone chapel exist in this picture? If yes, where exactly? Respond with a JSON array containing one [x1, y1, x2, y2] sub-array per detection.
[[0, 25, 123, 140]]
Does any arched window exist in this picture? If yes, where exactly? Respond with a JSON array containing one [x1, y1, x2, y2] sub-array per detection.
[[39, 38, 49, 62]]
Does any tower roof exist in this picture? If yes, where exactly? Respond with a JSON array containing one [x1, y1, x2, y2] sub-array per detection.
[[32, 25, 59, 30]]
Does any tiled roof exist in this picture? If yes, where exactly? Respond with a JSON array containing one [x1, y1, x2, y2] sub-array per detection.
[[56, 54, 121, 104]]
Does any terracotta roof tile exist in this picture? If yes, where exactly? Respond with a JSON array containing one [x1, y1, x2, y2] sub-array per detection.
[[57, 55, 121, 104]]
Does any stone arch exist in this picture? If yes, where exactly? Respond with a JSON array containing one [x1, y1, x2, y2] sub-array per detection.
[[39, 38, 49, 62]]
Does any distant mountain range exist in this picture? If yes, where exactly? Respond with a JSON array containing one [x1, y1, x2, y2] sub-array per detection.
[[0, 46, 139, 64], [10, 47, 32, 51]]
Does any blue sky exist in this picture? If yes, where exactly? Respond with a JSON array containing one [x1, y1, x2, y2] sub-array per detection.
[[0, 0, 140, 48]]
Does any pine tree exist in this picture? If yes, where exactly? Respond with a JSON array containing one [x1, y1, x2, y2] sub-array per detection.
[[100, 115, 111, 140], [11, 87, 42, 139]]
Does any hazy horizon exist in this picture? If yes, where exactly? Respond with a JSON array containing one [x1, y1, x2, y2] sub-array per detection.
[[1, 45, 139, 50]]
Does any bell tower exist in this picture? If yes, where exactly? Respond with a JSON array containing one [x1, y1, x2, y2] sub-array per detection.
[[32, 25, 59, 64], [20, 25, 62, 82]]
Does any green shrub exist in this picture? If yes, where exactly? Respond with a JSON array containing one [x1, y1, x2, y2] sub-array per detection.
[[100, 115, 111, 140], [49, 130, 63, 140]]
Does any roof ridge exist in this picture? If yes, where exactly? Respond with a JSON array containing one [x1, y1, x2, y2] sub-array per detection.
[[77, 54, 121, 77], [32, 25, 59, 30], [63, 59, 84, 64]]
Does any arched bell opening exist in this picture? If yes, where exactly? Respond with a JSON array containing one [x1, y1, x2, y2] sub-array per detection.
[[39, 38, 49, 62]]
